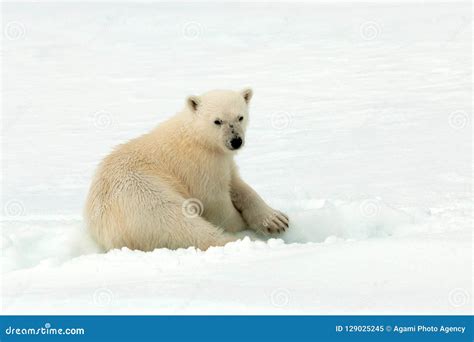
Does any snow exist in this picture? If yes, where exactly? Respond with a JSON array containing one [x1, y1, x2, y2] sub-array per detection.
[[1, 2, 472, 314]]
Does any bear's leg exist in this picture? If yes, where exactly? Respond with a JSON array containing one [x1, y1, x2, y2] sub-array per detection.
[[106, 185, 238, 251], [168, 213, 238, 251], [230, 173, 289, 235], [216, 197, 248, 233]]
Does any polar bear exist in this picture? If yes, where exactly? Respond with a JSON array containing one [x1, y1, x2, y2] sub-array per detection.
[[84, 88, 289, 251]]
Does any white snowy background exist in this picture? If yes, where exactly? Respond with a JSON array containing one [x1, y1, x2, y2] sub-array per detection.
[[1, 1, 472, 314]]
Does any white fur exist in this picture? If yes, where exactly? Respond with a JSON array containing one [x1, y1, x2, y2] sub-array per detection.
[[84, 89, 289, 251]]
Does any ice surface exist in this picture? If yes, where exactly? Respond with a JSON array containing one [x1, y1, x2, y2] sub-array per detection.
[[1, 2, 471, 314]]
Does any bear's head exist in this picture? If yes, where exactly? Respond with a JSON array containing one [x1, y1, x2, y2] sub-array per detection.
[[185, 88, 253, 153]]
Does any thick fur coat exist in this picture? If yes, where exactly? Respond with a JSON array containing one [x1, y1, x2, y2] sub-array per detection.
[[84, 89, 289, 251]]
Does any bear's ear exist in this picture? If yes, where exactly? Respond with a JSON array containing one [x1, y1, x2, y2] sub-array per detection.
[[186, 95, 201, 112], [241, 88, 253, 104]]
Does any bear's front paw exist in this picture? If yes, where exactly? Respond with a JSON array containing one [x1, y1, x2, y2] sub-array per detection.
[[257, 209, 289, 235]]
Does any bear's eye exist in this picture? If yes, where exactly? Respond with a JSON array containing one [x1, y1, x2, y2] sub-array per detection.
[[214, 119, 222, 126], [238, 116, 244, 122]]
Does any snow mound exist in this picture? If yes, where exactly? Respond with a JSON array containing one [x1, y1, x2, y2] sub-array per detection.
[[2, 198, 436, 273], [282, 198, 429, 243], [1, 219, 99, 273]]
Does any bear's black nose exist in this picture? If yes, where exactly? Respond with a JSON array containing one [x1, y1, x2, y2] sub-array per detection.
[[230, 137, 242, 149]]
